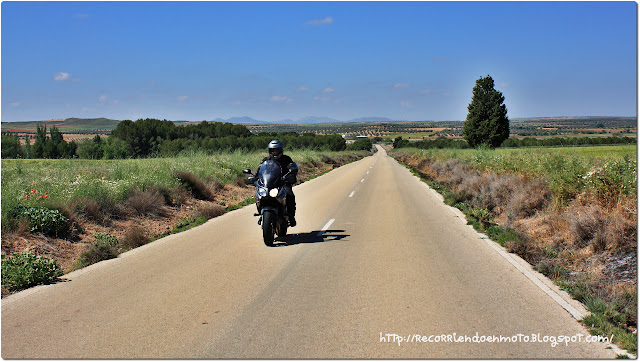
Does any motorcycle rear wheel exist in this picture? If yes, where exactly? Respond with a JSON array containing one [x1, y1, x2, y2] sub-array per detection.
[[262, 211, 275, 246]]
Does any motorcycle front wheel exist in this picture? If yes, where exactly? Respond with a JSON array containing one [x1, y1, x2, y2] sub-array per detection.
[[276, 217, 288, 238], [262, 211, 275, 247]]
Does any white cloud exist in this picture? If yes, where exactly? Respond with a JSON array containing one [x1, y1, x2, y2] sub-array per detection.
[[393, 83, 410, 89], [401, 100, 412, 108], [420, 89, 436, 94], [74, 14, 89, 19], [499, 82, 511, 88], [313, 96, 332, 102], [270, 95, 293, 103], [53, 72, 71, 81], [177, 95, 189, 101], [297, 86, 308, 92], [432, 57, 445, 61], [305, 16, 333, 25], [98, 95, 118, 105], [8, 102, 20, 107], [322, 88, 335, 93]]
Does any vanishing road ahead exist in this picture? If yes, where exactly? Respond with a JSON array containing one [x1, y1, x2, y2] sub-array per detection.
[[2, 146, 618, 358]]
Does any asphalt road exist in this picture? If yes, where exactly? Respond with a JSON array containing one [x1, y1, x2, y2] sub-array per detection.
[[1, 146, 619, 358]]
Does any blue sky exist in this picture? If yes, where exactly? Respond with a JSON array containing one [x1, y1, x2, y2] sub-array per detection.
[[1, 1, 637, 122]]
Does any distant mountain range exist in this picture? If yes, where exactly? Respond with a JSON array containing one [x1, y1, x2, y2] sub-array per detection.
[[210, 116, 408, 124], [212, 116, 270, 124]]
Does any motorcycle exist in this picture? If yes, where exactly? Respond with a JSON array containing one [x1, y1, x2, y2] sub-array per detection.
[[243, 160, 298, 246]]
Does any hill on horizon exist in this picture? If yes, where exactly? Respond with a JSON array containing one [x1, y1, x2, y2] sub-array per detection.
[[1, 117, 121, 132]]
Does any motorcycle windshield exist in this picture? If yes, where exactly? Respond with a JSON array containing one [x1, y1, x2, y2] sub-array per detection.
[[257, 160, 283, 189]]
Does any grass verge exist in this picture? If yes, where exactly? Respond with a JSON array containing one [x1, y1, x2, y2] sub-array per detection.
[[393, 149, 637, 355]]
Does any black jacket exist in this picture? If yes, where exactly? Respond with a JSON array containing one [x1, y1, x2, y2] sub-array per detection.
[[257, 154, 297, 185], [261, 154, 294, 171]]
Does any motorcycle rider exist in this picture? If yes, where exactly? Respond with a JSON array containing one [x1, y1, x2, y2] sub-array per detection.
[[256, 140, 297, 227]]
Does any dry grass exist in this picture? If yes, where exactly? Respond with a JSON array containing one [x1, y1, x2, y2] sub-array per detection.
[[120, 225, 150, 251], [120, 188, 167, 217], [195, 203, 226, 219], [174, 171, 215, 201], [70, 198, 115, 225], [162, 186, 191, 207]]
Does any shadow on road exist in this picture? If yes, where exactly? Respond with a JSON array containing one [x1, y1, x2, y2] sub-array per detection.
[[272, 229, 349, 247]]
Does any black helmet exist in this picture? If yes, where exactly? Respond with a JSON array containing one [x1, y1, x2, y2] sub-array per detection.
[[268, 140, 284, 160]]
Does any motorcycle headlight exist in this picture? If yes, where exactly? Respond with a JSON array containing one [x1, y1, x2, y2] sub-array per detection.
[[269, 188, 279, 197], [258, 187, 268, 197]]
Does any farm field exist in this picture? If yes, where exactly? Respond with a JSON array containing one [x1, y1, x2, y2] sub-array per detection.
[[393, 145, 637, 182]]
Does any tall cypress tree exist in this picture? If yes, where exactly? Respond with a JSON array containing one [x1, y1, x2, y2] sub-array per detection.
[[463, 75, 510, 148]]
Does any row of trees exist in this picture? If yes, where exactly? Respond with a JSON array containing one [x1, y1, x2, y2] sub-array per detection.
[[393, 135, 635, 150], [1, 120, 348, 159], [110, 119, 252, 157], [2, 125, 78, 159], [158, 133, 346, 157], [500, 135, 636, 148]]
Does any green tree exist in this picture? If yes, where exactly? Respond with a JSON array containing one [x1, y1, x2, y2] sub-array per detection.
[[463, 75, 510, 148], [24, 136, 32, 158], [393, 136, 409, 148], [347, 138, 372, 151], [32, 124, 48, 158], [1, 132, 23, 158]]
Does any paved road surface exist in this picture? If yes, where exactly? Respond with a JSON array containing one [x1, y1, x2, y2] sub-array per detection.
[[2, 146, 618, 358]]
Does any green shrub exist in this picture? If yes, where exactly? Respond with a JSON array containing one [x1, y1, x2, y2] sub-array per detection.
[[347, 138, 373, 151], [535, 259, 570, 279], [172, 216, 207, 233], [470, 208, 494, 227], [2, 252, 62, 291], [15, 206, 69, 236], [77, 233, 119, 268]]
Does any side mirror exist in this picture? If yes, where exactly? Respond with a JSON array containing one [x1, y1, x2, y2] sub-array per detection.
[[242, 168, 252, 175], [287, 162, 298, 173]]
